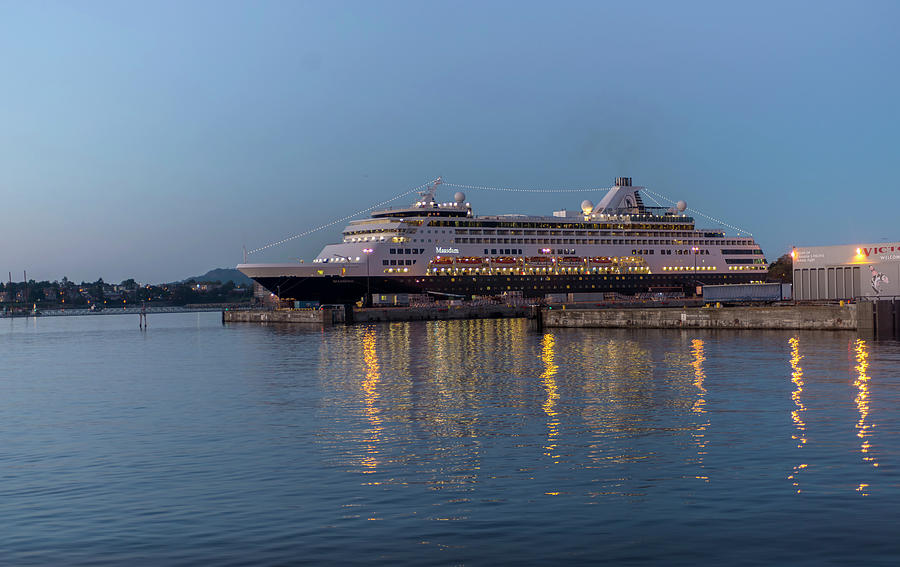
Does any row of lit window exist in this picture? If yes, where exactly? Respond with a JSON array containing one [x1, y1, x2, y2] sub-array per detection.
[[344, 227, 392, 235], [429, 256, 644, 265], [454, 238, 723, 246], [348, 234, 754, 247], [345, 235, 421, 243], [381, 267, 761, 277], [427, 266, 651, 274], [426, 220, 696, 230], [661, 266, 717, 271], [313, 256, 362, 264], [347, 236, 388, 242], [728, 266, 765, 270]]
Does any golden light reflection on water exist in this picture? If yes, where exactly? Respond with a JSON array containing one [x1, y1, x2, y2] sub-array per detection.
[[690, 338, 709, 481], [419, 319, 528, 441], [787, 336, 807, 492], [386, 322, 411, 379], [579, 337, 658, 470], [361, 327, 383, 472], [354, 319, 535, 490], [540, 333, 560, 461], [854, 338, 878, 494], [310, 322, 895, 502]]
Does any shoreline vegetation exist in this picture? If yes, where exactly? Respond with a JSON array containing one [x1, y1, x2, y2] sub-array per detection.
[[1, 269, 252, 312]]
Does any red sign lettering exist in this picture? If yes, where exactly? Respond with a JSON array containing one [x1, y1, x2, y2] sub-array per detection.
[[862, 246, 899, 257]]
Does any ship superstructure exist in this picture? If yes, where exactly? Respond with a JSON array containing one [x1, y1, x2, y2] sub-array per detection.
[[238, 178, 767, 303]]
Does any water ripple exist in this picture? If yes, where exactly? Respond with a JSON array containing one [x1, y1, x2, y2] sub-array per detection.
[[3, 315, 900, 564]]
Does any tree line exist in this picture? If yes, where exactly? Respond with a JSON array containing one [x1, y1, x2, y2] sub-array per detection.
[[0, 277, 251, 307]]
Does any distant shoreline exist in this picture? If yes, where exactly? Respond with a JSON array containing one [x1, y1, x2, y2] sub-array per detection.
[[1, 305, 248, 318]]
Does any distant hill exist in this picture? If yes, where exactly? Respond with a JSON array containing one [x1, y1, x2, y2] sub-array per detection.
[[185, 268, 252, 286]]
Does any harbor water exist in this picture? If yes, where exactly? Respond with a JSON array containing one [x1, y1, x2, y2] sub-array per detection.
[[3, 313, 900, 565]]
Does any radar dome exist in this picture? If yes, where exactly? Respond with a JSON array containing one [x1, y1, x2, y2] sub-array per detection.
[[676, 200, 687, 212], [581, 200, 594, 214], [454, 191, 466, 203]]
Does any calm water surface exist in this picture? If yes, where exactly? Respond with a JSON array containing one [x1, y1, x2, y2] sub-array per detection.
[[3, 313, 900, 565]]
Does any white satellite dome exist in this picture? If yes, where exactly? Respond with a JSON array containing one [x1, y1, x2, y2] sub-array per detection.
[[581, 199, 594, 214], [676, 200, 687, 212], [454, 191, 466, 203]]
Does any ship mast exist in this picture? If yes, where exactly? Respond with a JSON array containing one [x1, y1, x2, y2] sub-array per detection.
[[417, 177, 442, 205]]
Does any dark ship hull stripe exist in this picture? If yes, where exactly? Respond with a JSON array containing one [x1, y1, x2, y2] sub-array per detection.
[[252, 273, 758, 304]]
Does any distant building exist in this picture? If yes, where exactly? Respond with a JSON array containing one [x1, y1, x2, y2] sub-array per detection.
[[792, 241, 900, 300]]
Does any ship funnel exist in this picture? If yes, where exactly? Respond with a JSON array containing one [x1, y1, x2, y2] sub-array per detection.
[[615, 177, 632, 187]]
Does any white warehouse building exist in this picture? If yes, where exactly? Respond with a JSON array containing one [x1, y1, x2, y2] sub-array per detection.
[[793, 242, 900, 300]]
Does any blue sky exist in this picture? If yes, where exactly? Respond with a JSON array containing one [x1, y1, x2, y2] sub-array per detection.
[[1, 1, 898, 283]]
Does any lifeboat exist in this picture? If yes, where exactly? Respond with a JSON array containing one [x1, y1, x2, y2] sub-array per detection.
[[456, 256, 486, 265], [430, 257, 454, 265], [589, 257, 613, 264], [558, 256, 585, 266], [490, 256, 518, 265], [526, 256, 553, 265]]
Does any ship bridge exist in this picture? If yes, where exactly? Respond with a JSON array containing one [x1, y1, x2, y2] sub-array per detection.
[[371, 177, 472, 219]]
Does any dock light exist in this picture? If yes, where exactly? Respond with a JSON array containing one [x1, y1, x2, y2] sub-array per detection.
[[790, 249, 796, 259], [856, 248, 862, 256], [362, 248, 374, 306]]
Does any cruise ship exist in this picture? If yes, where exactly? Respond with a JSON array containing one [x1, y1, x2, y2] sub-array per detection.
[[238, 177, 767, 303]]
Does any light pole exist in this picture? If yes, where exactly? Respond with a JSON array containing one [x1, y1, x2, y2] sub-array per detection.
[[692, 246, 699, 297], [363, 248, 373, 307]]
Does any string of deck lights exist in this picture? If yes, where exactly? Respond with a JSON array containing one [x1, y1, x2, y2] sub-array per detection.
[[442, 182, 603, 193], [640, 190, 667, 209], [640, 187, 752, 236], [246, 179, 439, 255], [449, 182, 751, 235], [247, 177, 751, 255]]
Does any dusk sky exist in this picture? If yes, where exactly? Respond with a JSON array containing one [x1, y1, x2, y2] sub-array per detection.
[[2, 1, 898, 283]]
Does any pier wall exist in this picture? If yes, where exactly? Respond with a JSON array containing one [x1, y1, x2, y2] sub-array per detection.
[[225, 303, 870, 332], [352, 305, 526, 323], [223, 305, 527, 325], [542, 304, 857, 330], [223, 308, 339, 325]]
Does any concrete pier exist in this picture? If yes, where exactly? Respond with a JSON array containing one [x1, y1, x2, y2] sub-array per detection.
[[352, 304, 526, 323], [222, 302, 886, 334], [223, 305, 527, 325], [541, 304, 857, 330], [223, 307, 344, 325]]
